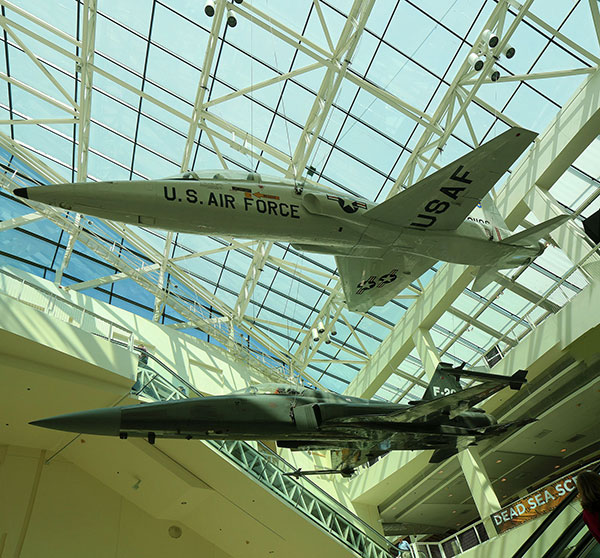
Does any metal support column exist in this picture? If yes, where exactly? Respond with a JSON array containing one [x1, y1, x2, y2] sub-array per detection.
[[457, 446, 501, 539]]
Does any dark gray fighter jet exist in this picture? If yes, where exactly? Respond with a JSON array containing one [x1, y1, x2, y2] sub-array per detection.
[[30, 363, 531, 477]]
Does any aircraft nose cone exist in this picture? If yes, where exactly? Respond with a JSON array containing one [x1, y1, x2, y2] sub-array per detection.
[[30, 407, 122, 436], [13, 187, 29, 199]]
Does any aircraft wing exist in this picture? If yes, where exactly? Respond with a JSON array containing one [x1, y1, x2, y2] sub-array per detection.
[[331, 379, 511, 426], [362, 127, 536, 231], [336, 252, 434, 312]]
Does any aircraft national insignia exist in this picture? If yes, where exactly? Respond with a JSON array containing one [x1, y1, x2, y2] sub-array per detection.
[[356, 269, 398, 294], [327, 194, 368, 214]]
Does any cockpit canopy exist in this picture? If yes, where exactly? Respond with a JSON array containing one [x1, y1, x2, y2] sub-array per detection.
[[161, 170, 264, 182], [230, 383, 360, 403], [231, 383, 303, 396], [160, 169, 303, 188]]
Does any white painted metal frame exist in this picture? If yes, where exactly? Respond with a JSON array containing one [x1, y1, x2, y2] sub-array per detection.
[[0, 0, 597, 402]]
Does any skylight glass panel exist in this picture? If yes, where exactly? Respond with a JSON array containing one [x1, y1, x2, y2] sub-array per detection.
[[130, 143, 179, 178], [213, 285, 238, 308], [14, 124, 72, 166], [572, 138, 600, 178], [136, 114, 188, 163], [0, 194, 29, 223], [336, 120, 401, 177], [248, 1, 311, 37], [452, 98, 503, 145], [478, 305, 530, 340], [259, 117, 302, 164], [5, 1, 73, 37], [215, 264, 247, 294], [348, 31, 380, 77], [502, 84, 560, 131], [320, 374, 350, 394], [93, 56, 144, 106], [87, 122, 134, 169], [475, 80, 520, 114], [91, 92, 139, 139], [100, 1, 153, 37], [388, 2, 462, 78], [322, 147, 388, 198], [442, 43, 474, 83], [225, 18, 298, 74], [145, 45, 202, 104], [86, 150, 131, 181], [453, 290, 485, 316], [16, 217, 64, 248], [136, 86, 191, 134], [500, 18, 549, 76], [535, 245, 588, 291], [112, 277, 156, 308], [369, 43, 441, 113], [151, 4, 209, 67], [528, 0, 574, 29], [260, 79, 316, 133], [551, 1, 600, 58], [365, 300, 409, 324], [95, 14, 148, 75], [423, 1, 487, 39], [1, 228, 57, 268], [311, 2, 348, 48], [4, 41, 73, 100], [528, 49, 590, 105]]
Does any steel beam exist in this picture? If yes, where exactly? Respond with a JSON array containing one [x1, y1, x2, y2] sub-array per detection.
[[389, 0, 530, 197], [495, 69, 600, 270], [230, 0, 375, 338], [0, 211, 44, 231], [233, 241, 272, 323], [55, 0, 97, 285], [345, 264, 474, 399]]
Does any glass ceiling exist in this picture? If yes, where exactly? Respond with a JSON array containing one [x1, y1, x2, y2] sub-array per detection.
[[0, 0, 598, 400]]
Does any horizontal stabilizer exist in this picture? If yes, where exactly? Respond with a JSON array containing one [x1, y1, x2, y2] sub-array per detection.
[[479, 417, 536, 438], [336, 252, 433, 312], [443, 364, 528, 390], [583, 208, 600, 244], [429, 448, 458, 463], [504, 214, 571, 246]]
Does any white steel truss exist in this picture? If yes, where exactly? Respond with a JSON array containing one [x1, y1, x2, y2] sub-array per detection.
[[0, 0, 597, 402]]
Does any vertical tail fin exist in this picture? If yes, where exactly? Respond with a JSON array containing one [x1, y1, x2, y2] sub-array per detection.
[[422, 363, 463, 401], [480, 193, 509, 230]]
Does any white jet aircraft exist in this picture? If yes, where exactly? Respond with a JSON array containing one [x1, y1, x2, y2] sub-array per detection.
[[13, 127, 570, 312]]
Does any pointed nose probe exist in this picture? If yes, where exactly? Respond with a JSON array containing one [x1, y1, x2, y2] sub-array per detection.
[[30, 407, 122, 436]]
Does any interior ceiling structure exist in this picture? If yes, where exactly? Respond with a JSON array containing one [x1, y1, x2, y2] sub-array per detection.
[[0, 0, 599, 400]]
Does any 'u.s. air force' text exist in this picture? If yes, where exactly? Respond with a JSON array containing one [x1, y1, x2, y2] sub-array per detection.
[[163, 186, 300, 219]]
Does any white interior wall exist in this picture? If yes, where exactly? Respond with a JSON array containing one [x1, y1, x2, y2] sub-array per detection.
[[0, 444, 232, 558]]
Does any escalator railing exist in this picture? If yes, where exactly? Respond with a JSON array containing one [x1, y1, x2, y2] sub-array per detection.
[[512, 462, 600, 558], [568, 532, 597, 558]]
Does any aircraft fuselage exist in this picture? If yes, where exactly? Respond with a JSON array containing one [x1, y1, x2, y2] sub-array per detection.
[[18, 176, 542, 268], [31, 392, 496, 449]]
